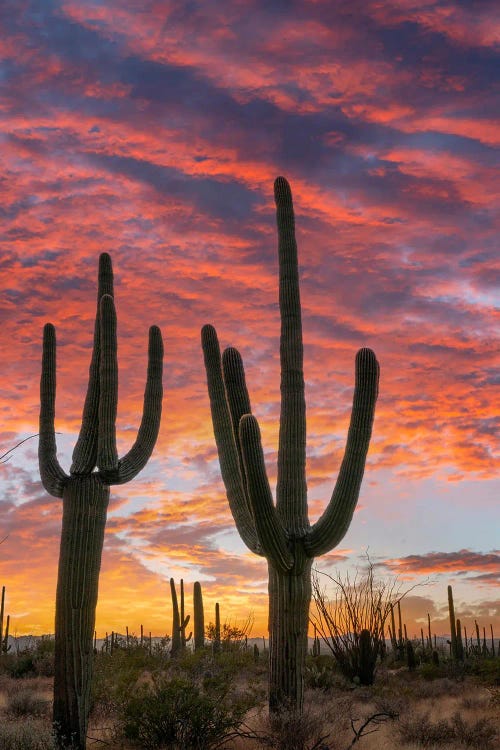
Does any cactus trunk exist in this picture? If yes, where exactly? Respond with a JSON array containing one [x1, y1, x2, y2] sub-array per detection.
[[53, 476, 109, 747], [0, 586, 4, 655], [193, 581, 205, 651], [448, 585, 458, 660], [268, 561, 312, 711]]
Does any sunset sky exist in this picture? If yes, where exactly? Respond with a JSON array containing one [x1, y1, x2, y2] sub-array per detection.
[[0, 0, 498, 643]]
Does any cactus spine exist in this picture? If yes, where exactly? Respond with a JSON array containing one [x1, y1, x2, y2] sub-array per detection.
[[39, 253, 163, 749], [201, 177, 379, 713], [193, 581, 205, 651]]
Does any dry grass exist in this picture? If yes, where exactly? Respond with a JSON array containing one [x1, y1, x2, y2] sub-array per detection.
[[0, 667, 498, 750]]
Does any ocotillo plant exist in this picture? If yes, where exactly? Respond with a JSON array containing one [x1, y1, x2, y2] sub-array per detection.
[[201, 177, 379, 712], [193, 581, 205, 651], [39, 253, 163, 750]]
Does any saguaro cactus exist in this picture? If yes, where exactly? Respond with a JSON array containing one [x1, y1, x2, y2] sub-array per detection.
[[201, 177, 379, 712], [169, 578, 191, 657], [448, 585, 458, 660], [39, 253, 163, 749], [193, 581, 205, 651]]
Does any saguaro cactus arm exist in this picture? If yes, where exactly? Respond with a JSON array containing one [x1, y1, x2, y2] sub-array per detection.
[[304, 347, 379, 557], [201, 324, 261, 555], [111, 325, 163, 484], [39, 324, 68, 498], [239, 416, 293, 572], [71, 252, 114, 475]]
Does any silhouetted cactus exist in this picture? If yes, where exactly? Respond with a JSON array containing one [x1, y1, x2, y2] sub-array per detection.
[[448, 585, 458, 660], [406, 639, 416, 671], [312, 624, 321, 657], [214, 602, 221, 653], [170, 578, 191, 657], [0, 585, 5, 655], [456, 618, 465, 661], [201, 177, 379, 712], [1, 586, 10, 654], [358, 628, 377, 685], [193, 581, 205, 651], [39, 253, 163, 749]]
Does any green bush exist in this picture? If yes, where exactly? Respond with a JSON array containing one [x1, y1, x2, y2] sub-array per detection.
[[119, 672, 255, 749], [3, 653, 36, 678]]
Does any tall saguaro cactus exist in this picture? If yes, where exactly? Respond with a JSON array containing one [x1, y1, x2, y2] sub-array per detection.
[[201, 177, 379, 713], [193, 581, 205, 651], [39, 253, 163, 749]]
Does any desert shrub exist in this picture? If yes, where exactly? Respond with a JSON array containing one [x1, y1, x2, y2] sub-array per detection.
[[119, 672, 256, 749], [0, 719, 54, 750], [451, 712, 497, 749], [409, 676, 461, 700], [305, 655, 345, 692], [399, 711, 498, 749], [487, 685, 500, 707], [464, 657, 500, 685], [418, 661, 448, 681], [459, 693, 487, 710], [7, 684, 48, 717], [0, 638, 55, 679], [256, 700, 335, 750], [398, 713, 455, 746], [91, 644, 167, 715], [4, 652, 36, 678], [32, 636, 55, 677]]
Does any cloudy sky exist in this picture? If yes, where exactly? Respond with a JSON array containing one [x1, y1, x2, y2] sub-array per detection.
[[0, 0, 498, 641]]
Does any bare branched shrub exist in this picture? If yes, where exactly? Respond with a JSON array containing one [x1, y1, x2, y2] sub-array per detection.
[[398, 713, 455, 746], [451, 712, 497, 749], [206, 614, 254, 651], [311, 555, 420, 685]]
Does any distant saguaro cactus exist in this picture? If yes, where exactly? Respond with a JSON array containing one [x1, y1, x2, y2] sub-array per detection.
[[448, 584, 458, 660], [193, 581, 205, 651], [39, 253, 163, 749], [170, 578, 191, 657], [201, 177, 379, 713]]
